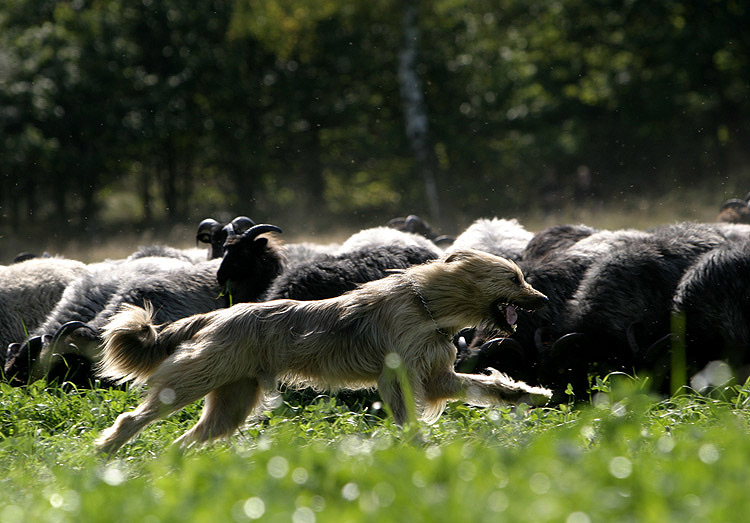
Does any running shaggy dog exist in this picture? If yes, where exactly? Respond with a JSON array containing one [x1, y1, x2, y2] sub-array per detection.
[[95, 249, 551, 454]]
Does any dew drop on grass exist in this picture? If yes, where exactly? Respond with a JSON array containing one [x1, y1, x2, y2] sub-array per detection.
[[492, 463, 509, 487], [267, 456, 289, 478], [158, 388, 176, 405], [243, 497, 265, 519], [425, 445, 441, 460], [698, 443, 720, 464], [487, 491, 509, 512], [567, 511, 591, 523], [529, 472, 551, 494], [579, 425, 595, 441], [341, 482, 360, 501], [47, 490, 80, 512], [385, 352, 401, 369], [49, 493, 64, 509], [100, 462, 126, 486], [373, 482, 395, 507], [657, 435, 675, 453], [608, 456, 632, 479], [610, 401, 626, 417], [292, 467, 309, 485], [412, 470, 427, 488], [457, 460, 477, 481], [292, 507, 315, 523]]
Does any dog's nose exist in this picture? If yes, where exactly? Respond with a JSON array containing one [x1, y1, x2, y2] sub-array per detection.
[[532, 294, 549, 310]]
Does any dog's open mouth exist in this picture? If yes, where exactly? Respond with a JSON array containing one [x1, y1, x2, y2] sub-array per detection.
[[492, 301, 520, 335]]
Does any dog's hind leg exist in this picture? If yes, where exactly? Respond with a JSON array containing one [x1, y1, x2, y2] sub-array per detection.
[[173, 376, 263, 449], [96, 388, 189, 456], [424, 368, 552, 409], [96, 364, 239, 455]]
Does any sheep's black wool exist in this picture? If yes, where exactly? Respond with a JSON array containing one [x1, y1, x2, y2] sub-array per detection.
[[264, 244, 438, 301], [673, 240, 750, 378]]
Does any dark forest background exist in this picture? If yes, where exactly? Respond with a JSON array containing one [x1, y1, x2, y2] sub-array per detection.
[[1, 0, 749, 255]]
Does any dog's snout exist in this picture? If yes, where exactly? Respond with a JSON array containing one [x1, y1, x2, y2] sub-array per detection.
[[534, 294, 549, 309], [522, 292, 549, 311]]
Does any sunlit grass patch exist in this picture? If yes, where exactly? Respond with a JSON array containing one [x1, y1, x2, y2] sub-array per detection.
[[3, 376, 750, 521]]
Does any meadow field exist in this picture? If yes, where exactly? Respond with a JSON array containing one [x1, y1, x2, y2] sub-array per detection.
[[2, 195, 749, 522], [2, 372, 750, 522]]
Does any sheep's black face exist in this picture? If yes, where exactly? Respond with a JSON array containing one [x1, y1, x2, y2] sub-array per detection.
[[218, 230, 284, 303]]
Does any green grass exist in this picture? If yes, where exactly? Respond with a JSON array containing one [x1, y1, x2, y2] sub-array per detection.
[[3, 376, 750, 522]]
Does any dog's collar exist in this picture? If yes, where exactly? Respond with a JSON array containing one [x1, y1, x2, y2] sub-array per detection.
[[409, 279, 452, 339]]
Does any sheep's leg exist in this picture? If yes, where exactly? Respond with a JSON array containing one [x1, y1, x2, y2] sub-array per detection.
[[173, 377, 263, 448], [424, 368, 552, 408]]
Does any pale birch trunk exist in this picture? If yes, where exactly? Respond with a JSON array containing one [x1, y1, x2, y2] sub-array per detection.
[[398, 0, 441, 223]]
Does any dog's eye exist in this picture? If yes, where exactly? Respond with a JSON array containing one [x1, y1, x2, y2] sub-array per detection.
[[511, 274, 521, 285]]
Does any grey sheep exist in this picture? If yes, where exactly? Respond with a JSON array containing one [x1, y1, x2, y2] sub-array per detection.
[[4, 224, 284, 386], [0, 257, 89, 358], [446, 217, 532, 261]]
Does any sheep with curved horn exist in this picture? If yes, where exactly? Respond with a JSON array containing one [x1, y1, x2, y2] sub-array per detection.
[[0, 257, 89, 362], [196, 215, 256, 259], [4, 223, 285, 386]]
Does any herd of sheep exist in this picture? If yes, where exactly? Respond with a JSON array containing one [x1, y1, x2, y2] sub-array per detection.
[[3, 197, 750, 403]]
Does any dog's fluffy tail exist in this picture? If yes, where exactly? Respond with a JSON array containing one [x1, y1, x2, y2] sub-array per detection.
[[97, 302, 211, 385]]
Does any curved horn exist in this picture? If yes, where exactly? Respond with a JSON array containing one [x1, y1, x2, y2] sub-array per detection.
[[719, 198, 749, 211], [52, 321, 97, 343], [230, 216, 255, 234], [549, 332, 586, 358], [4, 342, 20, 366], [241, 224, 282, 239], [222, 222, 238, 241], [196, 218, 221, 244]]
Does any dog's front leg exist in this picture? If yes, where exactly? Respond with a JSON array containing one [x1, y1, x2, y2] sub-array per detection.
[[425, 368, 552, 408], [172, 377, 263, 449], [377, 372, 412, 425]]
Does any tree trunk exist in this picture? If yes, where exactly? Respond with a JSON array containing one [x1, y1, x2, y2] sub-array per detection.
[[397, 0, 441, 224], [163, 140, 178, 220], [141, 168, 152, 223]]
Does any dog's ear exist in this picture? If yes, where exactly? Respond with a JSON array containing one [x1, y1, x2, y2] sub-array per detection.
[[443, 251, 468, 264], [443, 249, 480, 264]]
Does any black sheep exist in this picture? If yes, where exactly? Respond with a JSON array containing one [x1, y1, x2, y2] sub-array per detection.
[[673, 240, 750, 381], [263, 244, 438, 301], [563, 222, 750, 390]]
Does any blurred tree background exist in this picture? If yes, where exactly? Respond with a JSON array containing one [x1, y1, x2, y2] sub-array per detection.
[[1, 0, 748, 248]]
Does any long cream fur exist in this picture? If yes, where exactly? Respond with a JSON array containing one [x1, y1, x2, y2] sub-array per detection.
[[95, 249, 552, 454]]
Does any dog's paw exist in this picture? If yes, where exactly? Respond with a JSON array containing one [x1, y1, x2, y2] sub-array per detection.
[[519, 386, 553, 407]]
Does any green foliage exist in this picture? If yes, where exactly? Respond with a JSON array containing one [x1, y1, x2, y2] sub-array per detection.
[[1, 0, 749, 232], [3, 376, 750, 521]]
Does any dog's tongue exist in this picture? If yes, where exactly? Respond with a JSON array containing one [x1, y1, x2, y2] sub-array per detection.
[[505, 304, 518, 326]]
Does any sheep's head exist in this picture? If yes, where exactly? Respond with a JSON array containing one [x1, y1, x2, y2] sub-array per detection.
[[717, 198, 750, 224], [197, 216, 256, 259], [217, 223, 285, 303]]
